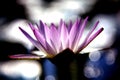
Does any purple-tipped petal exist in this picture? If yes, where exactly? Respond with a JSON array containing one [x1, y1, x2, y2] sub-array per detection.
[[33, 29, 46, 48], [72, 17, 88, 51], [19, 27, 48, 54], [19, 27, 37, 46], [39, 20, 45, 36], [85, 27, 104, 47], [75, 21, 99, 52], [68, 20, 73, 32], [28, 23, 35, 30], [58, 20, 67, 33], [69, 19, 79, 49], [76, 27, 104, 53]]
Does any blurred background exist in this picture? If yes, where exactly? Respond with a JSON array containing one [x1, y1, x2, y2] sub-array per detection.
[[0, 0, 120, 80]]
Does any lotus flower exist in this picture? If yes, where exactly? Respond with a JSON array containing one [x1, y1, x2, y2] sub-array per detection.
[[10, 17, 103, 59]]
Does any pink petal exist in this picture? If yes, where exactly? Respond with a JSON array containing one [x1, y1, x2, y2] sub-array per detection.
[[50, 23, 61, 53], [9, 54, 41, 59], [60, 21, 69, 49], [44, 24, 52, 45]]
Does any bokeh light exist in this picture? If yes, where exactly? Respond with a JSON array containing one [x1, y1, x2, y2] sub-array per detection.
[[0, 60, 42, 79]]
